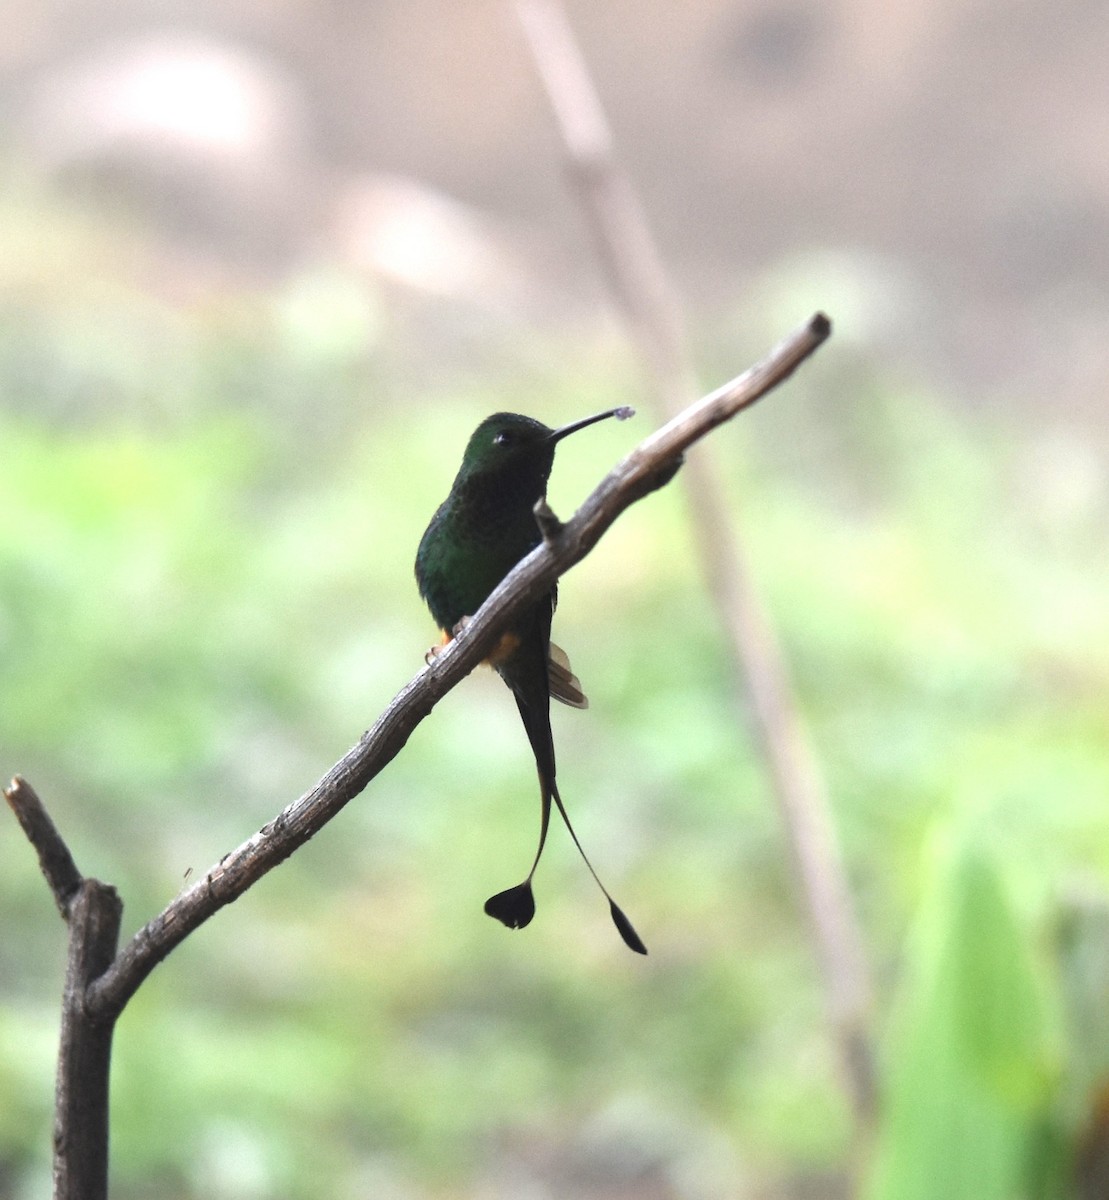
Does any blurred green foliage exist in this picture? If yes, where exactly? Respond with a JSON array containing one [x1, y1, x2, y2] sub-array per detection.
[[2, 194, 1109, 1200], [867, 824, 1066, 1200]]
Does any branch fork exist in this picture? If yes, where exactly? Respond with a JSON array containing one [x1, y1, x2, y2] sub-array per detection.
[[7, 311, 831, 1198]]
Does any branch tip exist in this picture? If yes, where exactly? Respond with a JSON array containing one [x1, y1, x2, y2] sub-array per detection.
[[5, 776, 85, 918]]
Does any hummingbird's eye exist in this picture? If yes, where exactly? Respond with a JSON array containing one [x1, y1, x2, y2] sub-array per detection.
[[493, 430, 514, 447]]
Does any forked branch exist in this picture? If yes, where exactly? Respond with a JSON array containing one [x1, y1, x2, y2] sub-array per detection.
[[10, 314, 828, 1198]]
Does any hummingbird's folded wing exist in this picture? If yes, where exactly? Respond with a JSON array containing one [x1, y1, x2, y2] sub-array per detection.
[[548, 641, 588, 709]]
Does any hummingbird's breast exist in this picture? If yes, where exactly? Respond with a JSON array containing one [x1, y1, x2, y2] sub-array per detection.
[[415, 471, 546, 633]]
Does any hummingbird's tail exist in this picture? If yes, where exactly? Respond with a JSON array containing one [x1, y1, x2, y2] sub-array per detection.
[[484, 677, 647, 955], [548, 780, 647, 955], [483, 777, 646, 955]]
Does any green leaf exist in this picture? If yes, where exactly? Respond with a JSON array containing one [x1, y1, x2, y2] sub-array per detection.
[[868, 821, 1063, 1200]]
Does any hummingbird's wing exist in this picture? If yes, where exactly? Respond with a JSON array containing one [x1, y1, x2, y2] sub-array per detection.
[[548, 641, 588, 709]]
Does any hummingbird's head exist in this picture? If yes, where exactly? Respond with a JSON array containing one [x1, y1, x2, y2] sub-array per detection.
[[458, 407, 635, 484], [460, 413, 555, 480]]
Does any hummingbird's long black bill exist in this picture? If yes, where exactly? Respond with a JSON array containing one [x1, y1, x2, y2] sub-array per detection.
[[549, 406, 635, 444]]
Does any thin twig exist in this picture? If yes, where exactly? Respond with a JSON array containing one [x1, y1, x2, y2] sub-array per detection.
[[80, 315, 829, 1022], [5, 775, 84, 917], [515, 0, 876, 1126]]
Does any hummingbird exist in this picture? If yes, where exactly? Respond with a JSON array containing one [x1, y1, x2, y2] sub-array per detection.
[[415, 406, 647, 954]]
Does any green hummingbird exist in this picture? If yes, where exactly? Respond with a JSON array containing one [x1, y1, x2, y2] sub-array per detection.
[[415, 406, 647, 955]]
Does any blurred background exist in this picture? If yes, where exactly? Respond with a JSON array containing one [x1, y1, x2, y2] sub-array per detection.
[[2, 1, 1108, 1197]]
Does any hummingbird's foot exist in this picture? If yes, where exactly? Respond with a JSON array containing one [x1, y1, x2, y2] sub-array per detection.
[[533, 497, 564, 545], [423, 635, 448, 665], [484, 881, 536, 930], [424, 620, 473, 665]]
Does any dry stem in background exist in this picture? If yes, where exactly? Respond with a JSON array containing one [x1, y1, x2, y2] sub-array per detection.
[[515, 0, 876, 1129]]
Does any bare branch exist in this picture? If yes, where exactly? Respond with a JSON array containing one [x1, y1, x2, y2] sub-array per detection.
[[9, 321, 828, 1196], [54, 881, 121, 1200], [5, 775, 84, 917], [83, 315, 829, 1022], [515, 0, 876, 1126], [6, 777, 121, 1196]]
